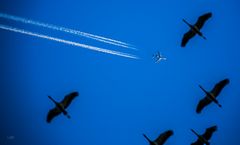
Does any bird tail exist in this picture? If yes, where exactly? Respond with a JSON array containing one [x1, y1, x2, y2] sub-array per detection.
[[202, 35, 207, 40], [66, 114, 71, 119]]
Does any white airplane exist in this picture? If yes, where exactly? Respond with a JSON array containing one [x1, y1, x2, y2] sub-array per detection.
[[152, 51, 167, 63]]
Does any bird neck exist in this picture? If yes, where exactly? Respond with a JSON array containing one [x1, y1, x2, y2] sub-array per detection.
[[143, 134, 153, 144], [48, 96, 58, 104], [182, 19, 192, 27], [199, 85, 210, 95], [191, 129, 200, 137]]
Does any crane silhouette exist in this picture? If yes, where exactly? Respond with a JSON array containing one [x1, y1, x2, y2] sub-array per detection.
[[191, 126, 217, 145], [196, 78, 229, 113], [143, 130, 173, 145], [46, 91, 79, 123], [181, 12, 212, 47]]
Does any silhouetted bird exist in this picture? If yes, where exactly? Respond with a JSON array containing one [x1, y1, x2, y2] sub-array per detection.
[[143, 130, 173, 145], [191, 126, 217, 145], [181, 12, 212, 47], [47, 91, 79, 123], [196, 78, 229, 113]]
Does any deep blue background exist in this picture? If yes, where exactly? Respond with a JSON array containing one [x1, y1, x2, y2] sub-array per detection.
[[1, 0, 240, 145]]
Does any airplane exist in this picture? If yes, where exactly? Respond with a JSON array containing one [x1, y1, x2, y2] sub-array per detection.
[[152, 51, 167, 63]]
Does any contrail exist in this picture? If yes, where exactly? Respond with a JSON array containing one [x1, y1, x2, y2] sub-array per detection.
[[0, 24, 139, 59], [0, 12, 137, 50]]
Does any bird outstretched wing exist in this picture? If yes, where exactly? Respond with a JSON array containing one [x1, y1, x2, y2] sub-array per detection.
[[61, 91, 79, 109], [196, 97, 212, 113], [181, 30, 196, 47], [210, 79, 229, 97], [202, 126, 217, 140], [154, 130, 173, 145], [194, 12, 212, 29], [47, 107, 61, 123]]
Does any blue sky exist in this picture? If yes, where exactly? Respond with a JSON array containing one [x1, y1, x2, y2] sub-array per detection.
[[1, 0, 240, 145]]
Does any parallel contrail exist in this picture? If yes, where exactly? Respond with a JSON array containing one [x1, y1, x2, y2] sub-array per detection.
[[0, 13, 136, 50], [0, 24, 138, 59]]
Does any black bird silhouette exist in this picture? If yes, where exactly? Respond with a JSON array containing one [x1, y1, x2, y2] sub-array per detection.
[[143, 130, 173, 145], [191, 126, 217, 145], [47, 91, 79, 123], [181, 12, 212, 47], [196, 79, 229, 113]]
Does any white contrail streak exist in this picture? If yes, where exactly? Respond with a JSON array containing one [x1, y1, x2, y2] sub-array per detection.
[[0, 13, 137, 50], [0, 24, 139, 59]]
